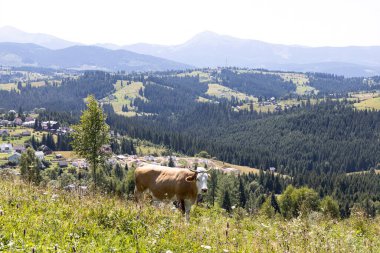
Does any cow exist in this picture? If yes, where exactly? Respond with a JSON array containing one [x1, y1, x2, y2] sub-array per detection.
[[134, 164, 210, 221]]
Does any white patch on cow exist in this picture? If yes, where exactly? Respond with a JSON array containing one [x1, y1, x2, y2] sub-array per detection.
[[196, 167, 209, 194]]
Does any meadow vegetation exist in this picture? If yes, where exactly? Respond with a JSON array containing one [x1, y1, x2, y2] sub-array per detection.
[[0, 174, 379, 252]]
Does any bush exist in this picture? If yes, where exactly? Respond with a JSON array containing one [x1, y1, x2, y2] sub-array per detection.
[[320, 196, 340, 219]]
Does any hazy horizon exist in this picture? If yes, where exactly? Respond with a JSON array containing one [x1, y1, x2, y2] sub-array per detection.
[[1, 0, 380, 47]]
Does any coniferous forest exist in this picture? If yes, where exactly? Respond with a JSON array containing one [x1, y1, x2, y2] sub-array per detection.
[[1, 68, 380, 218]]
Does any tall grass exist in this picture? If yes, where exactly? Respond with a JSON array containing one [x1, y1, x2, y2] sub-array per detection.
[[0, 177, 379, 252]]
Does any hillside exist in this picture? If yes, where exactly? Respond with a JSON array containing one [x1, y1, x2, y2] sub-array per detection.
[[0, 43, 190, 71], [0, 176, 379, 252]]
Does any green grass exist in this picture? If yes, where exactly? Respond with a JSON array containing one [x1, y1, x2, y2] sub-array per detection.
[[177, 71, 211, 82], [0, 83, 18, 91], [0, 176, 379, 252], [135, 140, 169, 156], [206, 83, 257, 102], [0, 81, 48, 92], [354, 96, 380, 111], [109, 81, 146, 117]]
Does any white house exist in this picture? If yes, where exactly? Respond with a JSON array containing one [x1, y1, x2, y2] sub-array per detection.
[[0, 143, 13, 153], [35, 151, 44, 160]]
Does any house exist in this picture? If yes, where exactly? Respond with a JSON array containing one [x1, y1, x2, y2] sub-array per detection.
[[72, 159, 88, 169], [14, 145, 26, 154], [21, 131, 31, 136], [35, 151, 44, 160], [0, 120, 12, 127], [269, 167, 276, 172], [8, 152, 21, 164], [116, 155, 127, 160], [22, 121, 35, 127], [12, 133, 21, 138], [0, 143, 13, 153], [25, 116, 34, 122], [220, 167, 240, 174], [58, 161, 68, 168], [13, 118, 23, 126], [38, 145, 52, 155], [42, 121, 59, 130]]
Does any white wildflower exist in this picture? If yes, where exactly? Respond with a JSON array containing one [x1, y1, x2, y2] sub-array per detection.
[[201, 245, 212, 250]]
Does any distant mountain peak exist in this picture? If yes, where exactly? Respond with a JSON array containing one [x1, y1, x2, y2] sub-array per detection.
[[0, 26, 79, 50]]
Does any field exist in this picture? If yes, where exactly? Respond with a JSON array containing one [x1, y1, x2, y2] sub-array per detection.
[[206, 83, 257, 102], [109, 80, 146, 116], [0, 81, 47, 91], [135, 140, 169, 156], [211, 160, 260, 174], [354, 96, 380, 110], [0, 176, 378, 252], [177, 71, 211, 82]]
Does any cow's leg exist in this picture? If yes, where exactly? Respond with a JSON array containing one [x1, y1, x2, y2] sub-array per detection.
[[184, 199, 193, 222], [180, 199, 185, 214], [134, 186, 142, 203]]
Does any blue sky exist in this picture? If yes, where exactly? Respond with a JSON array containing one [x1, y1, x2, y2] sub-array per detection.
[[0, 0, 379, 46]]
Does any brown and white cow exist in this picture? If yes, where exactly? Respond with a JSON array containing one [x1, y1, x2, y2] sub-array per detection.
[[134, 164, 210, 221]]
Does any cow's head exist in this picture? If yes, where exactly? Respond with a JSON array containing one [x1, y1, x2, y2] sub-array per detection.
[[186, 167, 210, 194]]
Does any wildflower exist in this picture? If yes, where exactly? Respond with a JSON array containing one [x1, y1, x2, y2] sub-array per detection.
[[201, 245, 212, 250], [166, 250, 173, 253]]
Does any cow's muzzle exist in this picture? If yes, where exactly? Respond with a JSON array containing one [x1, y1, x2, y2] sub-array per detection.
[[202, 188, 208, 193]]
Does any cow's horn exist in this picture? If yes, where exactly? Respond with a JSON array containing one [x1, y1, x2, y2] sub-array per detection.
[[189, 168, 198, 173]]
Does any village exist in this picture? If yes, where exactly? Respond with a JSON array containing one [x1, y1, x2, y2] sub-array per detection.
[[0, 109, 260, 182]]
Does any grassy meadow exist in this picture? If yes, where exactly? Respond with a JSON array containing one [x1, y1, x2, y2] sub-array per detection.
[[0, 175, 379, 252], [206, 83, 257, 102], [109, 80, 146, 117]]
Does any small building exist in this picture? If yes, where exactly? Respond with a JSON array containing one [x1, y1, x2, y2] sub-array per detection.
[[22, 121, 35, 128], [14, 145, 26, 154], [0, 143, 13, 153], [39, 145, 52, 155], [22, 131, 31, 136], [58, 161, 68, 168], [72, 159, 88, 169], [35, 151, 44, 160], [12, 133, 21, 138], [116, 155, 127, 160], [0, 120, 12, 127], [13, 118, 23, 126], [25, 116, 34, 122], [42, 121, 59, 130], [0, 129, 9, 136], [8, 152, 21, 164], [269, 167, 276, 172]]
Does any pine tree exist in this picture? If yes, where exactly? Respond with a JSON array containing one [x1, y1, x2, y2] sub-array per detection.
[[221, 190, 232, 213], [238, 176, 247, 208]]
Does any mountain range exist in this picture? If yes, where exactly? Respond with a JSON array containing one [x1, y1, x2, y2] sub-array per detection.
[[1, 26, 380, 76]]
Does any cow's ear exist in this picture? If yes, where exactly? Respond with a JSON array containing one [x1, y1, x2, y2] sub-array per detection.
[[186, 174, 197, 182]]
